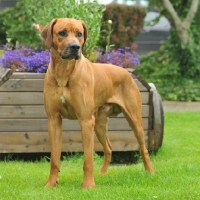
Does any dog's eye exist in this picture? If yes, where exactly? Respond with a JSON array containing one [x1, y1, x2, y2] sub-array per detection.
[[58, 31, 66, 37], [77, 32, 82, 37]]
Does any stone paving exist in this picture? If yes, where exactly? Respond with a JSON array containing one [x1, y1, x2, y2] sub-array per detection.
[[163, 101, 200, 112]]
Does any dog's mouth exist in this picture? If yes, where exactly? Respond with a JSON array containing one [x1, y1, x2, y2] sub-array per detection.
[[59, 42, 81, 60], [60, 53, 80, 60]]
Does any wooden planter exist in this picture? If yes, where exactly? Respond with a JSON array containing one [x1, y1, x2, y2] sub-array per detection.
[[0, 68, 164, 153]]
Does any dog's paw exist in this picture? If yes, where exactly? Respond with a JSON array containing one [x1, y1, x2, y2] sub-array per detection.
[[145, 164, 155, 174], [99, 168, 108, 175], [149, 168, 155, 174], [99, 162, 110, 175], [45, 178, 59, 188], [82, 181, 96, 189]]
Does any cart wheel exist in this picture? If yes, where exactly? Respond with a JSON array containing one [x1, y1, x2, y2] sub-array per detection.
[[149, 83, 164, 151]]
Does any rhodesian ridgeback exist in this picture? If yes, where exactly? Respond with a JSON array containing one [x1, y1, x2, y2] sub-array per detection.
[[41, 18, 154, 189]]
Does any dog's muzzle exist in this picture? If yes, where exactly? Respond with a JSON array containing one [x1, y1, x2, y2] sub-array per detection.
[[59, 42, 81, 60]]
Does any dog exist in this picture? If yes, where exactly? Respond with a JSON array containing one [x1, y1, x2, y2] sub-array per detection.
[[40, 18, 154, 189]]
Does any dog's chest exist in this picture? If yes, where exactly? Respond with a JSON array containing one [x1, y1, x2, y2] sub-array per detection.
[[56, 78, 68, 88], [56, 86, 77, 119], [56, 86, 70, 104], [55, 77, 70, 103]]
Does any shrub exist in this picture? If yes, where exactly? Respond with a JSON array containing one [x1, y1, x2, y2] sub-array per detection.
[[137, 42, 200, 101], [0, 46, 50, 73], [0, 0, 46, 47], [100, 4, 146, 49], [96, 47, 140, 68]]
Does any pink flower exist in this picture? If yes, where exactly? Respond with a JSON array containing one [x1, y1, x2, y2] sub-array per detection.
[[32, 23, 43, 31]]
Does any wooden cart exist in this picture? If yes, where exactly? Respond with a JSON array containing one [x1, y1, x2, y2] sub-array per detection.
[[0, 68, 164, 153]]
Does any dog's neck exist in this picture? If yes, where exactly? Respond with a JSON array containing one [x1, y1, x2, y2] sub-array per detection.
[[48, 48, 77, 87]]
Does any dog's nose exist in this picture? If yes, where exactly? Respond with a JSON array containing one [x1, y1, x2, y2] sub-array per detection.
[[69, 43, 80, 51]]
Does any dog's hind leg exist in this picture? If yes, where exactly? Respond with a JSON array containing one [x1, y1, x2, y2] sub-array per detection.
[[95, 105, 112, 174], [123, 102, 154, 173], [121, 92, 154, 174]]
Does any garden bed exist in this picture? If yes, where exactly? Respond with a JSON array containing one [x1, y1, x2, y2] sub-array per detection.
[[0, 68, 164, 153]]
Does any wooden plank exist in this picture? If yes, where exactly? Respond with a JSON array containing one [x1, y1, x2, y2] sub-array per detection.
[[134, 79, 148, 92], [0, 118, 150, 132], [0, 91, 150, 105], [0, 79, 44, 92], [0, 131, 149, 153], [0, 92, 44, 105], [141, 92, 150, 104], [130, 69, 151, 91], [0, 105, 47, 119], [0, 68, 13, 86], [10, 73, 45, 79], [1, 77, 146, 92], [0, 131, 148, 145], [0, 105, 151, 119], [10, 71, 150, 93], [107, 117, 150, 130]]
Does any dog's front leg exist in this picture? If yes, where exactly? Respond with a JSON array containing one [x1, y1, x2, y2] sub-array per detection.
[[79, 116, 96, 188], [45, 115, 62, 187]]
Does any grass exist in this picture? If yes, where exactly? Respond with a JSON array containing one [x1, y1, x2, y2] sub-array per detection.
[[0, 112, 200, 200]]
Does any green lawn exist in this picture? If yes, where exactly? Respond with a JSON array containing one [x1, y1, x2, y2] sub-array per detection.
[[0, 112, 200, 200]]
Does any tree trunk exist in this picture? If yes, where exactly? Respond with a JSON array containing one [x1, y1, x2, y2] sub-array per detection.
[[162, 0, 200, 44]]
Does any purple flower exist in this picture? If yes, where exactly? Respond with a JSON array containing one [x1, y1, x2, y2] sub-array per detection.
[[96, 47, 140, 68], [0, 46, 50, 73]]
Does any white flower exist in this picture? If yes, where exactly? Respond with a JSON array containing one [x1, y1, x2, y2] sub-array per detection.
[[108, 20, 112, 24]]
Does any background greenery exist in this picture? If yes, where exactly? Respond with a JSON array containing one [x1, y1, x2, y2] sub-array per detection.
[[0, 112, 200, 199], [0, 0, 42, 47], [0, 0, 105, 58], [137, 0, 200, 101], [100, 4, 146, 49]]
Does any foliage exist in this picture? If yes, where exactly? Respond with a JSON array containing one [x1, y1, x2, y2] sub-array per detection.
[[25, 0, 105, 58], [0, 46, 50, 73], [137, 41, 200, 101], [97, 47, 140, 68], [137, 1, 200, 101], [0, 12, 6, 46], [0, 0, 105, 58], [100, 4, 146, 49], [0, 0, 46, 47]]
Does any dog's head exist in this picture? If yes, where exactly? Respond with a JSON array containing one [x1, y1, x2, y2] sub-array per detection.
[[41, 18, 88, 60]]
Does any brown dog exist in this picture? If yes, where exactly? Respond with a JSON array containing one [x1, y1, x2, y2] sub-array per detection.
[[41, 18, 154, 188]]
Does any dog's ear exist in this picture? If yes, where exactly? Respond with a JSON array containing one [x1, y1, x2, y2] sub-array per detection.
[[40, 19, 57, 49], [80, 20, 88, 47]]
